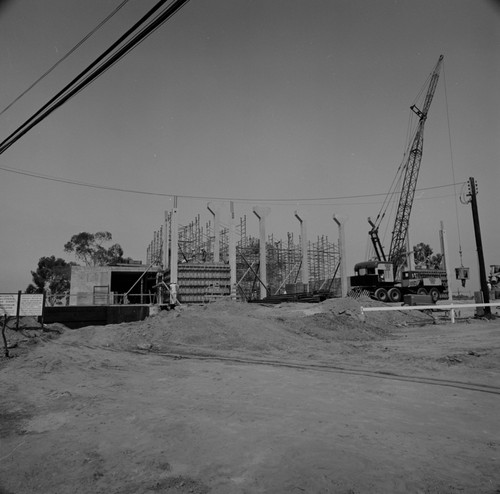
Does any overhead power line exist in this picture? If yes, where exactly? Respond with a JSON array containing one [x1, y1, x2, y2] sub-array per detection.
[[0, 0, 191, 156], [0, 163, 463, 203], [0, 0, 131, 118]]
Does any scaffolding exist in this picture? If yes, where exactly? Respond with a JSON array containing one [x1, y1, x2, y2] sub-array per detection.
[[146, 226, 163, 266], [308, 235, 339, 292], [147, 212, 341, 301]]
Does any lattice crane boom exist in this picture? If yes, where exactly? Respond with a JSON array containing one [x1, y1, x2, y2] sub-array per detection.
[[388, 55, 443, 268]]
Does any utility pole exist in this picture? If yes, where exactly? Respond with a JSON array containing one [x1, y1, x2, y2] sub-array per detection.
[[439, 221, 455, 323], [466, 177, 491, 316]]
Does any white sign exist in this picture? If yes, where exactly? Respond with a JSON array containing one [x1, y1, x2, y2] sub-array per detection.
[[0, 294, 18, 317], [19, 294, 44, 316], [0, 293, 44, 317]]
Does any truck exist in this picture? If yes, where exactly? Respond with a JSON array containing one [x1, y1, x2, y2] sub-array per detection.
[[350, 260, 446, 303]]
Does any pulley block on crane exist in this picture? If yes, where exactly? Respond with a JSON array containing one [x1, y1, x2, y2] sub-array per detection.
[[455, 266, 470, 288]]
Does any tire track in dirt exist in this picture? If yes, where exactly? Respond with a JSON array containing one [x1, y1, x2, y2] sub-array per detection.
[[49, 337, 500, 396]]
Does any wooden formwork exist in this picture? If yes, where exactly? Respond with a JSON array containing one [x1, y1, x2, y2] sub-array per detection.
[[163, 263, 231, 304]]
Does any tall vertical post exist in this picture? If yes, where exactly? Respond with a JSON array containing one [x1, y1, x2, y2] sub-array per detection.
[[207, 203, 221, 262], [16, 290, 22, 330], [170, 197, 179, 304], [253, 207, 271, 300], [163, 210, 170, 270], [333, 214, 348, 297], [467, 177, 491, 316], [229, 201, 237, 300], [440, 221, 455, 323], [294, 211, 309, 293]]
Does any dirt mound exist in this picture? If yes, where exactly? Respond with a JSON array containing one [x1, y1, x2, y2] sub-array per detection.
[[57, 297, 433, 361], [347, 295, 434, 327]]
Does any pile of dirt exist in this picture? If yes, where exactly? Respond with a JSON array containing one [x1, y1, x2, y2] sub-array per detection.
[[346, 296, 435, 327], [56, 297, 434, 361]]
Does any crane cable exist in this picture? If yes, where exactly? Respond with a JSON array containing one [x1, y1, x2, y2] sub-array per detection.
[[369, 79, 422, 254], [443, 61, 464, 267], [0, 0, 191, 156], [0, 0, 132, 118], [371, 71, 427, 236]]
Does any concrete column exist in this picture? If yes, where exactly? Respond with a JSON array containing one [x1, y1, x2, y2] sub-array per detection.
[[333, 214, 348, 298], [440, 221, 455, 322], [294, 210, 309, 293], [207, 202, 221, 262], [253, 206, 271, 300], [229, 202, 237, 300], [163, 210, 170, 270], [170, 203, 179, 304]]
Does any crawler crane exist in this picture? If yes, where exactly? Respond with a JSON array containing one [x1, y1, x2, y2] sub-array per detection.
[[350, 55, 448, 303]]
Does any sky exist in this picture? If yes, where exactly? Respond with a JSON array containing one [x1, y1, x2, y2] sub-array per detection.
[[0, 0, 499, 295]]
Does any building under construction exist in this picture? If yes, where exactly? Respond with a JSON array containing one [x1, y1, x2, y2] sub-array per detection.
[[146, 208, 344, 304]]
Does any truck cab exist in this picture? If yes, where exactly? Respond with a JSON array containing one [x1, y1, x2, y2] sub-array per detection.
[[350, 260, 396, 294], [351, 261, 395, 284]]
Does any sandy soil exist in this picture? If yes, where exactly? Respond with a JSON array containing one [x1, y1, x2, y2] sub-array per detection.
[[1, 297, 499, 493]]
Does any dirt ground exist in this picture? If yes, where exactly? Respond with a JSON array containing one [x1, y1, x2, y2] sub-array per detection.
[[1, 297, 500, 493]]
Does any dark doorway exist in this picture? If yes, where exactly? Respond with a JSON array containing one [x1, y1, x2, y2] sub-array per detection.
[[110, 271, 157, 304]]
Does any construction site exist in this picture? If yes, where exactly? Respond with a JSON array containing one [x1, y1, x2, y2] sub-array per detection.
[[1, 2, 499, 493], [60, 54, 495, 319]]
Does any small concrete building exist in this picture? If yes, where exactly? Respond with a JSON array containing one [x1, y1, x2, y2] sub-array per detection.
[[69, 264, 161, 306]]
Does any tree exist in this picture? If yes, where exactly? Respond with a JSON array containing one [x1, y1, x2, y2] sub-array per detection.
[[413, 242, 443, 269], [26, 256, 71, 295], [64, 231, 124, 266]]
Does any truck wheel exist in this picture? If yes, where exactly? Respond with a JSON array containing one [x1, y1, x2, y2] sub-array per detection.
[[429, 287, 440, 303], [388, 287, 402, 303], [374, 288, 389, 302], [417, 288, 427, 295]]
